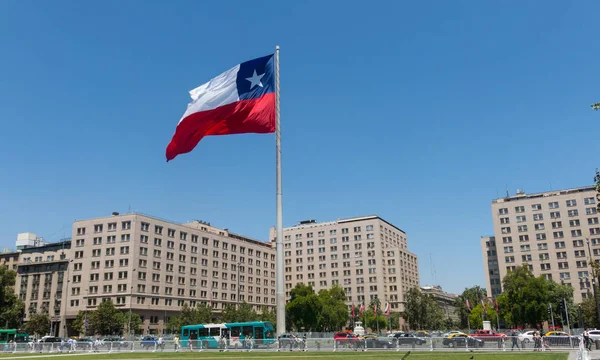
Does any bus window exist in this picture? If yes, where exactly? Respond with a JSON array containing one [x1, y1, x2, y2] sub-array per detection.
[[199, 328, 208, 337], [0, 333, 7, 343], [255, 327, 264, 341], [243, 326, 253, 337], [265, 329, 275, 339], [190, 330, 198, 340], [209, 328, 220, 337], [230, 327, 240, 337]]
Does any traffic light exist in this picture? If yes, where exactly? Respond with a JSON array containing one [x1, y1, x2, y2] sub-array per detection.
[[547, 305, 552, 315]]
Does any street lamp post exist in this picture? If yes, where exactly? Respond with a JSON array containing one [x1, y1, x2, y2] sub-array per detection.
[[128, 269, 136, 339], [586, 238, 600, 327]]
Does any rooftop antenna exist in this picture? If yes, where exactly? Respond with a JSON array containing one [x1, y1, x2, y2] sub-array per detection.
[[429, 253, 437, 283], [505, 185, 509, 197]]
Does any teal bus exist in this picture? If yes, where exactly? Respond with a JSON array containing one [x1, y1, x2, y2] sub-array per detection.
[[0, 329, 30, 344], [181, 321, 275, 349]]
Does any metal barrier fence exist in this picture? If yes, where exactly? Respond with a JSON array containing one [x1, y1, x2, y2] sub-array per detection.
[[0, 336, 583, 354]]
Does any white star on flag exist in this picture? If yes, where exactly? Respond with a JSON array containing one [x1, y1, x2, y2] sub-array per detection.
[[245, 69, 265, 89]]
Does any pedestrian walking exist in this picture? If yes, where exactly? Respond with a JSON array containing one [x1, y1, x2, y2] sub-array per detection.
[[511, 330, 520, 351]]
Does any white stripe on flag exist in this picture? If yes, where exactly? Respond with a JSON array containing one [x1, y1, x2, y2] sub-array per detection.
[[181, 64, 241, 123]]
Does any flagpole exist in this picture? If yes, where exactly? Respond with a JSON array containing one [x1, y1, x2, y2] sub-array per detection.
[[274, 45, 285, 335]]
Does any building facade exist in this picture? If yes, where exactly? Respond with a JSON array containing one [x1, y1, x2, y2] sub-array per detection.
[[0, 249, 20, 271], [480, 236, 502, 297], [270, 215, 419, 313], [482, 186, 599, 303], [420, 285, 459, 324], [15, 241, 71, 336], [62, 212, 276, 336]]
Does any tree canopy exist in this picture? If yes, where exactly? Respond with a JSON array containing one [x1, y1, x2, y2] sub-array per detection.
[[286, 283, 349, 331], [497, 264, 575, 328], [402, 287, 444, 330], [454, 285, 487, 329], [0, 266, 24, 329], [220, 303, 258, 323], [167, 303, 212, 331], [23, 312, 50, 336], [316, 286, 349, 331]]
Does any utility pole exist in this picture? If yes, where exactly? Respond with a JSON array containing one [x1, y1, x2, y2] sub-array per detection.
[[564, 298, 573, 348], [548, 304, 555, 329]]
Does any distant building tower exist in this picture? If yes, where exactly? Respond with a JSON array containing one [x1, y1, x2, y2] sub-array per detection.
[[15, 232, 45, 251]]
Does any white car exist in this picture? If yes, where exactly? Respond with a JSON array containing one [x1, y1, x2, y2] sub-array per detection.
[[518, 331, 535, 343], [587, 329, 600, 341]]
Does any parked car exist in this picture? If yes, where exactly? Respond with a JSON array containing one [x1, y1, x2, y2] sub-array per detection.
[[37, 336, 63, 344], [471, 329, 507, 342], [361, 336, 394, 349], [333, 332, 358, 346], [393, 333, 427, 346], [102, 337, 126, 349], [140, 336, 158, 349], [517, 330, 535, 343], [413, 330, 430, 338], [587, 329, 600, 342], [442, 333, 484, 348], [442, 331, 465, 337], [76, 338, 94, 350], [277, 334, 302, 349], [543, 331, 579, 346]]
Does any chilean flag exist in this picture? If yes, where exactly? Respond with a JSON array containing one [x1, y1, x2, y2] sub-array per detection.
[[166, 54, 276, 161], [384, 302, 390, 316]]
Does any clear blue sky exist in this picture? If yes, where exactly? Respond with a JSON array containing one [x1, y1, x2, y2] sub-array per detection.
[[0, 0, 598, 295]]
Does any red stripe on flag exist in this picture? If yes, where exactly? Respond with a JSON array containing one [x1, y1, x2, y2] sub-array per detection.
[[166, 93, 276, 161]]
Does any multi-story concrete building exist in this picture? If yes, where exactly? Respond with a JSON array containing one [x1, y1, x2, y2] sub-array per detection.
[[0, 249, 20, 271], [15, 241, 71, 336], [64, 212, 276, 336], [270, 215, 419, 313], [482, 186, 599, 303], [480, 236, 502, 297]]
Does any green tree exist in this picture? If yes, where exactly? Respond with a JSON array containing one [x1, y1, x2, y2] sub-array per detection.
[[364, 309, 388, 332], [24, 312, 50, 336], [220, 304, 238, 323], [88, 300, 125, 335], [316, 285, 348, 331], [402, 287, 444, 330], [258, 307, 276, 325], [500, 264, 568, 328], [167, 303, 213, 332], [454, 286, 487, 329], [285, 283, 321, 331], [0, 266, 24, 329], [580, 296, 599, 328], [219, 302, 257, 323], [128, 313, 143, 336], [388, 312, 400, 331], [468, 303, 498, 329], [72, 311, 86, 336]]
